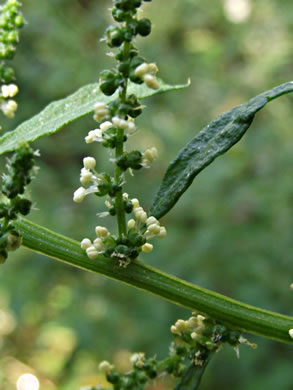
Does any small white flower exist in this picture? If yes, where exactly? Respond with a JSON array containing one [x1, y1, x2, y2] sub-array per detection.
[[289, 329, 293, 339], [93, 102, 109, 122], [73, 187, 86, 203], [175, 319, 190, 332], [127, 121, 136, 134], [144, 147, 158, 164], [99, 361, 114, 374], [112, 116, 128, 129], [191, 331, 199, 340], [105, 200, 112, 208], [93, 237, 104, 252], [157, 226, 167, 238], [170, 325, 179, 335], [128, 219, 136, 229], [86, 246, 99, 259], [131, 198, 140, 208], [135, 210, 147, 223], [81, 238, 92, 250], [130, 352, 145, 368], [100, 121, 112, 131], [148, 63, 159, 74], [94, 102, 107, 111], [135, 63, 160, 90], [1, 99, 18, 118], [1, 84, 19, 98], [146, 216, 158, 226], [141, 243, 153, 253], [147, 223, 161, 235], [143, 74, 160, 90], [135, 63, 149, 78], [80, 169, 93, 186], [83, 157, 96, 170], [85, 130, 97, 144], [95, 226, 109, 237]]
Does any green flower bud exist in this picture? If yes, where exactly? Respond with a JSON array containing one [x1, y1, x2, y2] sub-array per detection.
[[12, 197, 32, 216], [115, 244, 130, 256], [137, 18, 152, 37], [124, 30, 133, 42], [124, 200, 133, 213], [105, 25, 125, 48], [0, 15, 8, 28], [128, 247, 139, 259], [128, 231, 146, 246], [7, 31, 19, 44], [112, 7, 127, 22], [115, 0, 141, 11], [108, 183, 121, 197], [118, 61, 130, 77], [117, 150, 143, 171], [227, 330, 241, 346], [100, 82, 117, 96], [0, 66, 15, 83], [109, 206, 116, 216], [14, 14, 23, 28]]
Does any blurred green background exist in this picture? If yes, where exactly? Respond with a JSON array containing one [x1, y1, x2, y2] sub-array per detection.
[[1, 0, 293, 389]]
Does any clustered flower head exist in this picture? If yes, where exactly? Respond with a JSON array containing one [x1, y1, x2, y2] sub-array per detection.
[[96, 313, 251, 390], [73, 0, 167, 267], [170, 313, 256, 365], [0, 143, 36, 264], [0, 0, 24, 118], [135, 62, 159, 90]]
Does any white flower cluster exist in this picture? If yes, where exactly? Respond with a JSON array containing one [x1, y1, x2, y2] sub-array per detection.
[[170, 314, 206, 340], [130, 352, 145, 368], [143, 146, 158, 166], [135, 62, 160, 90], [99, 360, 114, 375], [85, 116, 136, 144], [128, 197, 167, 253], [73, 157, 99, 203], [80, 225, 110, 260], [0, 84, 19, 118], [93, 102, 109, 122]]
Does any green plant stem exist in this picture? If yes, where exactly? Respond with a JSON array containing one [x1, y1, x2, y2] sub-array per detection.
[[114, 42, 131, 238], [15, 217, 293, 345], [115, 130, 127, 238]]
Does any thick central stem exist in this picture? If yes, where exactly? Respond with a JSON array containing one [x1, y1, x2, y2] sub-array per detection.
[[115, 129, 127, 238], [114, 41, 131, 239]]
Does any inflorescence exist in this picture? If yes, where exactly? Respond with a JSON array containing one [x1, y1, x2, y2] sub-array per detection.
[[0, 143, 37, 263], [73, 0, 167, 266], [91, 313, 255, 390], [0, 0, 24, 118]]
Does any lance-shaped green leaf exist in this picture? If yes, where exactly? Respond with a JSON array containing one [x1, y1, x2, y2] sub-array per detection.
[[0, 79, 190, 155], [151, 81, 293, 219]]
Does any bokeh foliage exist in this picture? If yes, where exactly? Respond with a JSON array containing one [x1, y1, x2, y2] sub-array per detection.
[[1, 0, 293, 389]]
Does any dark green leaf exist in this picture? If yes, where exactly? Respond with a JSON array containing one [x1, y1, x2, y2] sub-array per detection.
[[151, 81, 293, 219], [0, 79, 190, 155]]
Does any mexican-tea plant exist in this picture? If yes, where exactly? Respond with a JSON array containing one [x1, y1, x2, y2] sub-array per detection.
[[1, 0, 293, 389]]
